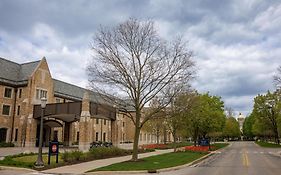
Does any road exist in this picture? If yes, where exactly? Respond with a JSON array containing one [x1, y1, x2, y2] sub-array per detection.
[[1, 142, 281, 175], [148, 141, 281, 175]]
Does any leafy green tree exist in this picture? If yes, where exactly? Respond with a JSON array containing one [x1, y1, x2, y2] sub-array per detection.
[[243, 113, 255, 139], [165, 91, 196, 151], [252, 91, 281, 144], [223, 117, 240, 140], [184, 93, 226, 145]]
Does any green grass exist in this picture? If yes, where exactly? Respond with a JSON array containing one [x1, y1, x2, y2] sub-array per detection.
[[210, 143, 229, 151], [91, 151, 207, 172], [255, 141, 281, 148], [0, 154, 62, 169]]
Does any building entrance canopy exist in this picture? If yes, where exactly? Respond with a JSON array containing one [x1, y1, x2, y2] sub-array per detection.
[[33, 102, 116, 122]]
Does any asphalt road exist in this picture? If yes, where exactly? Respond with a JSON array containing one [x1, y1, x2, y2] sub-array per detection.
[[151, 141, 281, 175]]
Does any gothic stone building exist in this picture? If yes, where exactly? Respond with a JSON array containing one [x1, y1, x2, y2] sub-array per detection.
[[0, 57, 167, 151]]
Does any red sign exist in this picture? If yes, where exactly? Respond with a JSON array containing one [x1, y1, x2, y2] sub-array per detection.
[[52, 144, 57, 153]]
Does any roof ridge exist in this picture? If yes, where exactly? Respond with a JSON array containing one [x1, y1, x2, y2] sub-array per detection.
[[53, 78, 88, 91], [0, 56, 21, 66], [0, 56, 40, 66], [20, 60, 41, 65]]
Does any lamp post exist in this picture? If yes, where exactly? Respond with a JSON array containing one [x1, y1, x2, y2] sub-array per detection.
[[35, 97, 47, 168]]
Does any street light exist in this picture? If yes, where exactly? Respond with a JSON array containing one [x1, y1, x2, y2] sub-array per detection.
[[35, 97, 47, 168]]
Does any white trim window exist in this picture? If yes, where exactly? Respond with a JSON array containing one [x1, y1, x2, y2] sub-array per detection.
[[36, 89, 47, 99]]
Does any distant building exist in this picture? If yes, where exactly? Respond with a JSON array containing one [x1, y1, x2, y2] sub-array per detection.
[[237, 113, 245, 133]]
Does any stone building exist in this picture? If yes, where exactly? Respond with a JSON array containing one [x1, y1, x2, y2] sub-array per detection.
[[0, 57, 162, 151]]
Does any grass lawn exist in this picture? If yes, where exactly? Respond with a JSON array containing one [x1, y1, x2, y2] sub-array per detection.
[[91, 151, 207, 172], [255, 141, 281, 148], [210, 143, 229, 150], [0, 154, 63, 169], [13, 154, 63, 164]]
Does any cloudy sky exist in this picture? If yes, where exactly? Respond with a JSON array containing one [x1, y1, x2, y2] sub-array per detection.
[[0, 0, 280, 116]]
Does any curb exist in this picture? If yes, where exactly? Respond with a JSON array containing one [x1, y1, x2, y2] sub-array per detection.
[[0, 165, 37, 172]]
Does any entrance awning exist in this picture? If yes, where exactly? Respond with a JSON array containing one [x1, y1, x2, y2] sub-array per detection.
[[33, 101, 116, 122]]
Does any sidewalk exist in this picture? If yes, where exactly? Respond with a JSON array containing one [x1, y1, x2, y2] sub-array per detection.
[[43, 149, 173, 174]]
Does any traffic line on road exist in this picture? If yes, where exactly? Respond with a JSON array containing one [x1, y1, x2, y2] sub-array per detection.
[[242, 152, 249, 167]]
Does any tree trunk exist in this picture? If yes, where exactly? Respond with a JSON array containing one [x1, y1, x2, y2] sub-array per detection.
[[173, 131, 177, 152], [163, 126, 167, 144], [132, 126, 141, 161], [156, 131, 159, 144]]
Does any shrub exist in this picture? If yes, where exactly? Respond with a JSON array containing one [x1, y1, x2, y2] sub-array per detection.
[[61, 150, 84, 162], [89, 146, 129, 159]]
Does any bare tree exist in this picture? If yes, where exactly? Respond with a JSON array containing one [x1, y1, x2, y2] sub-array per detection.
[[273, 66, 281, 88], [88, 19, 195, 161], [225, 107, 235, 118]]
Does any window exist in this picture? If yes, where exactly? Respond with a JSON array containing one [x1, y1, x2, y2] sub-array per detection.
[[104, 119, 106, 125], [144, 133, 146, 141], [103, 133, 106, 142], [18, 89, 22, 98], [17, 106, 20, 115], [122, 122, 125, 127], [76, 131, 79, 142], [140, 133, 142, 141], [96, 119, 99, 124], [4, 88, 12, 98], [54, 131, 58, 141], [2, 105, 10, 115], [95, 132, 99, 141], [14, 128, 18, 142], [56, 98, 61, 103], [36, 89, 47, 99]]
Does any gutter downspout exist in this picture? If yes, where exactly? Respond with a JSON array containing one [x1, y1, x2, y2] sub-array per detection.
[[10, 88, 18, 143]]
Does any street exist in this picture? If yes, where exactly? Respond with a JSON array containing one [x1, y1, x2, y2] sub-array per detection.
[[147, 141, 281, 175]]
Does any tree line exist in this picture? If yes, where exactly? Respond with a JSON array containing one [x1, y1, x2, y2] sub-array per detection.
[[243, 81, 281, 144]]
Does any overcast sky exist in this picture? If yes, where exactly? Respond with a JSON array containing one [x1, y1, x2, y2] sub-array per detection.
[[0, 0, 280, 116]]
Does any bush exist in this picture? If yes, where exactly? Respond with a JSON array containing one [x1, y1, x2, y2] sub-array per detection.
[[61, 150, 84, 162], [0, 142, 15, 147], [89, 146, 129, 159]]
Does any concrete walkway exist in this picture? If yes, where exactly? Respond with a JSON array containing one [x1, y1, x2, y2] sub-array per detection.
[[43, 149, 174, 174]]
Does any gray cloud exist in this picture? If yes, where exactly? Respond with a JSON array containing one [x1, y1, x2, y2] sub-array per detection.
[[0, 0, 281, 116]]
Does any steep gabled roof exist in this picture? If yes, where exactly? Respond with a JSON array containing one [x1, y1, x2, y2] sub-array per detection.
[[0, 57, 40, 86]]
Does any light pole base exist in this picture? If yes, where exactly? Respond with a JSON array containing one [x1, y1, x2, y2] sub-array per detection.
[[34, 159, 44, 168]]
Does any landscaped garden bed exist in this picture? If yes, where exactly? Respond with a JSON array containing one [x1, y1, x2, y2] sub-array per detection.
[[185, 143, 229, 152], [141, 142, 193, 149]]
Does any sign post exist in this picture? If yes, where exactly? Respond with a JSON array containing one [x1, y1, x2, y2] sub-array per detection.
[[48, 141, 59, 165]]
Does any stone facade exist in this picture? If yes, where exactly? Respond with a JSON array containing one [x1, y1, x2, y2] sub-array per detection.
[[0, 57, 162, 150]]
